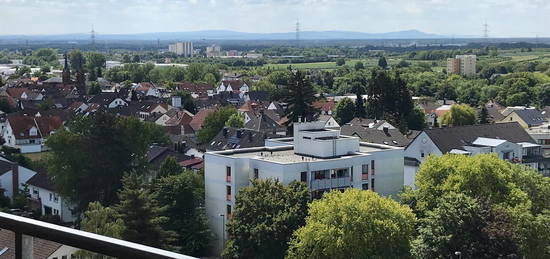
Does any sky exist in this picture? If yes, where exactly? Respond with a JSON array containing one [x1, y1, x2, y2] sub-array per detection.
[[0, 0, 548, 37]]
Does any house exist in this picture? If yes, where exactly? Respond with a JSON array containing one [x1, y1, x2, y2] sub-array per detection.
[[318, 115, 340, 129], [313, 100, 336, 115], [206, 127, 281, 151], [26, 170, 77, 223], [404, 122, 542, 188], [189, 108, 216, 132], [87, 92, 127, 109], [0, 229, 79, 259], [135, 102, 169, 121], [243, 111, 286, 135], [134, 82, 161, 98], [484, 101, 506, 123], [179, 157, 204, 173], [6, 88, 43, 101], [216, 80, 249, 94], [3, 115, 63, 153], [526, 123, 550, 176], [499, 108, 547, 128], [341, 120, 409, 147], [0, 157, 36, 200], [205, 121, 404, 254], [242, 91, 269, 103], [175, 81, 215, 98], [164, 110, 195, 136]]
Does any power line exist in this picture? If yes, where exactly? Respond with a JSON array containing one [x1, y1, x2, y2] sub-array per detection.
[[483, 21, 489, 40]]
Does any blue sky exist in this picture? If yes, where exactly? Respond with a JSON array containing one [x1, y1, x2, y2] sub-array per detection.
[[1, 0, 548, 37]]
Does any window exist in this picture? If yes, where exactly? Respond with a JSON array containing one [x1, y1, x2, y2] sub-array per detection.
[[503, 151, 511, 160], [362, 183, 369, 190], [371, 179, 375, 191], [254, 168, 259, 179], [421, 152, 425, 158], [313, 170, 329, 180], [371, 160, 376, 176], [54, 194, 59, 203], [49, 193, 53, 201], [226, 186, 231, 201], [53, 209, 59, 215], [300, 171, 307, 182], [226, 166, 231, 183], [226, 205, 232, 220], [33, 188, 38, 195], [335, 168, 349, 178], [362, 164, 369, 180]]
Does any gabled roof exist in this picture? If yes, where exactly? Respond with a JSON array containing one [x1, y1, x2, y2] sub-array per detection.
[[189, 108, 215, 132], [244, 111, 283, 133], [0, 159, 14, 176], [7, 115, 63, 140], [165, 110, 193, 127], [0, 229, 63, 259], [26, 169, 55, 191], [313, 100, 336, 113], [207, 127, 281, 151], [422, 122, 535, 153], [510, 109, 546, 127], [341, 125, 410, 147], [88, 92, 124, 107]]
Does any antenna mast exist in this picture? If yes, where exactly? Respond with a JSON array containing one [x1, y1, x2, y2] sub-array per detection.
[[296, 19, 300, 47], [91, 25, 96, 47], [483, 21, 489, 40]]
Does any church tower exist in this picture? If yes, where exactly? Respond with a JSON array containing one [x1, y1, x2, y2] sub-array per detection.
[[62, 53, 71, 85]]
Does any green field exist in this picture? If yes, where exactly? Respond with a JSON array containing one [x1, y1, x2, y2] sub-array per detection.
[[264, 58, 445, 72]]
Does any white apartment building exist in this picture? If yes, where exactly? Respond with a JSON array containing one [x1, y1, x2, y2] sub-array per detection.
[[204, 121, 404, 254], [447, 55, 477, 77], [168, 42, 194, 57], [206, 44, 222, 58]]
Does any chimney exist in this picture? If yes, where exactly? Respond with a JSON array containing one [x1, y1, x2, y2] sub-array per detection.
[[11, 162, 19, 198]]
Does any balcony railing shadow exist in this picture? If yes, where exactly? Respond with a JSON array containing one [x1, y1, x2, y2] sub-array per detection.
[[0, 212, 195, 259]]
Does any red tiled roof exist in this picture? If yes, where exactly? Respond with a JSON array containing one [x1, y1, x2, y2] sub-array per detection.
[[0, 229, 63, 259], [7, 115, 63, 140], [189, 108, 215, 131], [179, 157, 203, 167], [313, 100, 336, 112]]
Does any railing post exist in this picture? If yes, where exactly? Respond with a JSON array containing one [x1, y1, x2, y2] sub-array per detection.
[[15, 232, 22, 259]]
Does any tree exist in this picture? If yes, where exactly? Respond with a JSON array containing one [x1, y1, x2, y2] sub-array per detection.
[[86, 52, 106, 78], [354, 61, 364, 70], [172, 91, 197, 114], [478, 106, 489, 124], [378, 56, 388, 69], [154, 171, 211, 256], [81, 202, 125, 238], [69, 50, 86, 73], [287, 189, 416, 259], [441, 104, 476, 126], [157, 156, 182, 178], [402, 154, 550, 257], [412, 193, 520, 258], [225, 113, 244, 128], [223, 179, 309, 259], [115, 173, 174, 249], [333, 97, 355, 125], [407, 106, 427, 131], [46, 113, 168, 213], [282, 71, 318, 122], [197, 107, 238, 144], [79, 202, 125, 258], [335, 58, 345, 66]]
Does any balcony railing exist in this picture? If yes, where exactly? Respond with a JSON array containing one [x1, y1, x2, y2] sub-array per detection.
[[0, 212, 195, 259], [310, 178, 352, 190]]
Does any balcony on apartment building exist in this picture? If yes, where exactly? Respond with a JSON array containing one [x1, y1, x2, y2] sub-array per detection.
[[0, 212, 194, 259], [310, 169, 352, 190]]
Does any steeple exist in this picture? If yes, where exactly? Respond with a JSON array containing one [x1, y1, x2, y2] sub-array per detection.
[[62, 53, 71, 85]]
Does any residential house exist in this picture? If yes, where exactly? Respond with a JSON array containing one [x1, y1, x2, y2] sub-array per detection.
[[134, 82, 161, 98], [6, 88, 43, 101], [341, 119, 410, 147], [205, 121, 404, 254], [175, 81, 215, 98], [189, 108, 215, 132], [216, 80, 250, 94], [87, 92, 128, 109], [313, 100, 336, 116], [164, 110, 195, 136], [0, 157, 35, 200], [527, 123, 550, 176], [26, 170, 77, 223], [404, 123, 542, 188], [499, 108, 547, 128], [3, 115, 63, 153], [206, 127, 281, 151]]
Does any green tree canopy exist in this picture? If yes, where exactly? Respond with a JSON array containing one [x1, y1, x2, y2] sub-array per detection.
[[223, 179, 309, 259], [378, 56, 388, 69], [225, 113, 244, 128], [157, 156, 182, 178], [197, 107, 238, 144], [287, 189, 416, 259], [333, 97, 355, 125], [153, 171, 211, 256], [282, 70, 318, 122], [441, 104, 476, 126], [46, 112, 168, 213]]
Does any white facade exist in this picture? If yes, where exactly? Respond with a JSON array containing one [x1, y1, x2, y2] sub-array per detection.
[[0, 165, 35, 200], [3, 121, 42, 153], [169, 42, 194, 57], [204, 121, 404, 254], [28, 183, 77, 223]]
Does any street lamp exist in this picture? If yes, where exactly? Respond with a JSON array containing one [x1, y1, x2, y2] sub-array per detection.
[[219, 214, 226, 250], [455, 251, 462, 259]]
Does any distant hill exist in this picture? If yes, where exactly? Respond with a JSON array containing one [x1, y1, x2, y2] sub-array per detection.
[[0, 29, 448, 41]]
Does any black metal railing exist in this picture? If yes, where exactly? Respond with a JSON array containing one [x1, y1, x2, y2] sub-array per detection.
[[0, 212, 195, 259]]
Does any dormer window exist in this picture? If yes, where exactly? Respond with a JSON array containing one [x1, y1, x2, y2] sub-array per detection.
[[29, 127, 38, 136]]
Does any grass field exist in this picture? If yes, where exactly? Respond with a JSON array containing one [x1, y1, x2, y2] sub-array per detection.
[[23, 152, 49, 162]]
